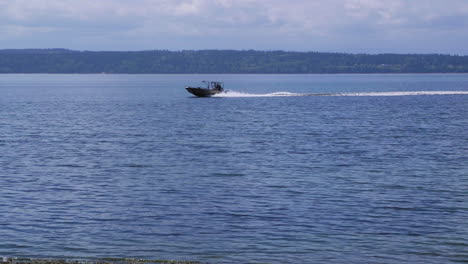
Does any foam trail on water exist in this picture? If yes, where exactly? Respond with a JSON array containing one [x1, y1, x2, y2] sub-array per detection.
[[340, 91, 468, 96], [213, 90, 468, 97], [213, 91, 305, 97]]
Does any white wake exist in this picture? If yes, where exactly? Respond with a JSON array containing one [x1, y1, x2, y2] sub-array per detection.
[[213, 91, 304, 97], [340, 91, 468, 96], [213, 90, 468, 97]]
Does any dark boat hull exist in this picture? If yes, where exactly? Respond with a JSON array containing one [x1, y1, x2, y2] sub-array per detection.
[[186, 87, 222, 97]]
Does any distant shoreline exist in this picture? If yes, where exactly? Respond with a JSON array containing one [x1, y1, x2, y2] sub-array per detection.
[[2, 72, 468, 75], [1, 49, 468, 74]]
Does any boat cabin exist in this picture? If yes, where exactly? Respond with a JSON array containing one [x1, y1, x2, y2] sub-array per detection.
[[203, 81, 224, 91]]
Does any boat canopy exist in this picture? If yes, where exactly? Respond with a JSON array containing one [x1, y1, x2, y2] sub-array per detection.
[[202, 81, 224, 90]]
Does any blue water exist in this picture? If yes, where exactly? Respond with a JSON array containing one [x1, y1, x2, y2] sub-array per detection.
[[1, 74, 468, 264]]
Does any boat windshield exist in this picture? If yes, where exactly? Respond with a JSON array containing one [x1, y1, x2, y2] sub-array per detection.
[[203, 81, 224, 90]]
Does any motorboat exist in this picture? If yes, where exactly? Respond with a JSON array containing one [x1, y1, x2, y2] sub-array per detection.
[[186, 81, 224, 97]]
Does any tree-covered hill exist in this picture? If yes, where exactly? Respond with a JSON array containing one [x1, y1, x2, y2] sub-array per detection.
[[1, 49, 468, 73]]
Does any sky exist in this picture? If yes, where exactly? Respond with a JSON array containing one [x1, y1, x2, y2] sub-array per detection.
[[1, 0, 468, 54]]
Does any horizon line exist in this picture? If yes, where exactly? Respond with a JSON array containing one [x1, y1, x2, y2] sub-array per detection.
[[0, 48, 466, 57]]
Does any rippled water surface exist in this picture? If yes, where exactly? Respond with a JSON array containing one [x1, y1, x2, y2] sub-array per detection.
[[1, 74, 468, 264]]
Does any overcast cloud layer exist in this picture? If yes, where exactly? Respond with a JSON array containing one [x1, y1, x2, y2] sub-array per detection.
[[1, 0, 468, 53]]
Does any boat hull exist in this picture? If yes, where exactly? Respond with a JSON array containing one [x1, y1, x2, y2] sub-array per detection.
[[186, 87, 222, 97]]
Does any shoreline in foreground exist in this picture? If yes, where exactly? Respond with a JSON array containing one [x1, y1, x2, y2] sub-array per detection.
[[1, 258, 202, 264]]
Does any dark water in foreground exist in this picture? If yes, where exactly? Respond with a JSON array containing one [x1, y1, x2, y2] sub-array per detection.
[[1, 74, 467, 264]]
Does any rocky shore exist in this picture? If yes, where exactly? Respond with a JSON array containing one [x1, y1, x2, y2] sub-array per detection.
[[0, 258, 200, 264]]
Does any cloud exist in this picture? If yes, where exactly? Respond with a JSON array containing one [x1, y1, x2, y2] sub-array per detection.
[[0, 0, 468, 53]]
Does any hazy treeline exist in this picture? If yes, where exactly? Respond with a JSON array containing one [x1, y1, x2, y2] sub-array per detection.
[[1, 49, 468, 73]]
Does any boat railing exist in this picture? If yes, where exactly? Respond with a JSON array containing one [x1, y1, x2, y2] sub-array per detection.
[[202, 81, 224, 90]]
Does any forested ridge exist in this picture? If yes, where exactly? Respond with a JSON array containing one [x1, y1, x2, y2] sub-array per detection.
[[1, 49, 468, 73]]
